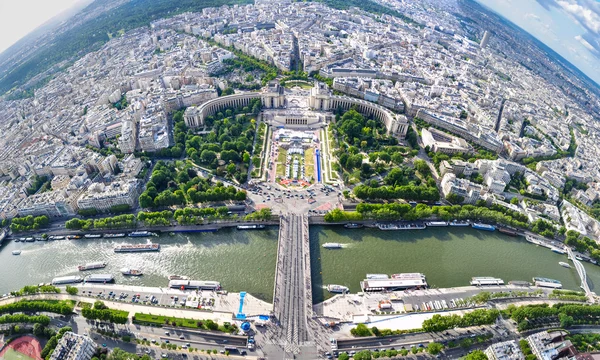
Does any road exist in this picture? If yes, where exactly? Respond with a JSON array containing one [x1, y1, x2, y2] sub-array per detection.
[[52, 314, 252, 359]]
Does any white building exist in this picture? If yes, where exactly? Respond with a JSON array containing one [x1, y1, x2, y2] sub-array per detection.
[[484, 340, 524, 360], [49, 331, 95, 360], [421, 128, 473, 155], [77, 179, 140, 212]]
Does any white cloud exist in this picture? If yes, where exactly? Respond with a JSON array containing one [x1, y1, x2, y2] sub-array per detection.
[[575, 34, 599, 53], [557, 0, 600, 34], [524, 13, 541, 21]]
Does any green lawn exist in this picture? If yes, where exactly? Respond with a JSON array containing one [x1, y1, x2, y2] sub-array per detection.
[[133, 313, 237, 334], [276, 148, 288, 177], [304, 148, 315, 181], [1, 348, 35, 360]]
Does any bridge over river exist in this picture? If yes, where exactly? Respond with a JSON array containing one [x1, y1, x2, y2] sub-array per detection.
[[262, 213, 329, 359], [566, 246, 596, 302]]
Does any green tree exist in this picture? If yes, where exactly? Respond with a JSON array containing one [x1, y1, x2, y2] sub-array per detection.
[[464, 350, 488, 360], [353, 350, 372, 360], [350, 323, 371, 337], [427, 342, 444, 355], [338, 353, 350, 360]]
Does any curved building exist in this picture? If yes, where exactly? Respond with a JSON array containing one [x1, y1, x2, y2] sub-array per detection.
[[184, 81, 408, 139]]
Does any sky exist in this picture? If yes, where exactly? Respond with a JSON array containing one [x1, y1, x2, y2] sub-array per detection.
[[476, 0, 600, 85], [0, 0, 81, 54]]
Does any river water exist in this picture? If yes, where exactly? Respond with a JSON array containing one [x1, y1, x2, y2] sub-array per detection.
[[0, 228, 279, 301], [2, 226, 600, 304], [310, 226, 600, 303]]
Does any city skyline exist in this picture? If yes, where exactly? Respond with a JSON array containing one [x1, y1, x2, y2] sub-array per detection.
[[0, 0, 85, 54], [477, 0, 600, 85]]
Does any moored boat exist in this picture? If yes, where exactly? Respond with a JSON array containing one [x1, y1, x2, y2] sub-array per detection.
[[67, 235, 82, 240], [322, 242, 343, 249], [84, 234, 102, 239], [551, 247, 566, 255], [449, 220, 470, 227], [344, 223, 364, 229], [498, 227, 519, 236], [425, 221, 448, 227], [327, 284, 349, 293], [84, 274, 114, 283], [168, 275, 189, 281], [78, 262, 107, 271], [128, 231, 157, 237], [237, 224, 266, 230], [533, 277, 562, 289], [471, 223, 496, 231], [366, 274, 389, 280], [104, 233, 126, 238]]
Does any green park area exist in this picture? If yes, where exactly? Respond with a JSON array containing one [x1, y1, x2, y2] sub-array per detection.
[[133, 313, 237, 334], [276, 148, 288, 177], [0, 348, 35, 360], [304, 148, 315, 181]]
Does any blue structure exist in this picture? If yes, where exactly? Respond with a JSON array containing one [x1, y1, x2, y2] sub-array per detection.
[[241, 322, 251, 332], [236, 292, 246, 320], [315, 149, 322, 183]]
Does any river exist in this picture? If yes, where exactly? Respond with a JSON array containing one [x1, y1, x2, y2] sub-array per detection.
[[0, 228, 279, 301], [310, 226, 600, 303], [2, 225, 600, 305]]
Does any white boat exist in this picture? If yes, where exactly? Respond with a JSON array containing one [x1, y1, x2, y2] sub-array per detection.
[[559, 262, 572, 269], [327, 284, 349, 293], [12, 250, 21, 255], [322, 243, 343, 249], [121, 268, 143, 276], [366, 274, 389, 280], [168, 275, 189, 281]]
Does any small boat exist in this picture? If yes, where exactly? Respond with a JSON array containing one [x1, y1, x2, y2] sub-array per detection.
[[12, 250, 21, 255], [327, 284, 349, 293], [425, 221, 448, 227], [78, 262, 107, 271], [128, 231, 158, 237], [322, 243, 343, 249], [121, 268, 143, 276], [366, 274, 389, 280], [168, 275, 189, 281], [471, 223, 496, 231], [559, 262, 572, 269], [104, 233, 126, 238], [237, 224, 266, 230]]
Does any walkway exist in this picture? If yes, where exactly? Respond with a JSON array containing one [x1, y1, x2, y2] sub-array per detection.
[[566, 247, 595, 302]]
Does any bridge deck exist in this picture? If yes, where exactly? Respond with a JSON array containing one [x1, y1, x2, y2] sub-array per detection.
[[272, 214, 312, 355]]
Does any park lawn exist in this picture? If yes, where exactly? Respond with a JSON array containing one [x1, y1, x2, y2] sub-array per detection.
[[276, 148, 288, 177], [134, 313, 201, 328], [283, 81, 313, 89], [133, 313, 237, 334], [1, 348, 35, 360], [304, 148, 315, 180]]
